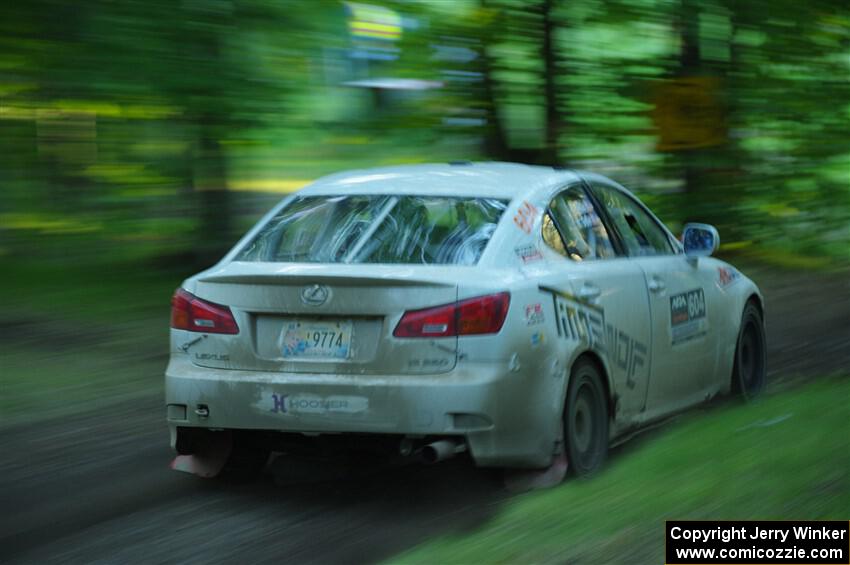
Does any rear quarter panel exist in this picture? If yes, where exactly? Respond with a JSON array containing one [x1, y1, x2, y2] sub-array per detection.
[[455, 268, 569, 466]]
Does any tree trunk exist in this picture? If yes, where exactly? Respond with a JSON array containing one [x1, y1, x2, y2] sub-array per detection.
[[193, 118, 232, 267], [478, 0, 511, 161], [677, 0, 701, 197], [541, 0, 561, 165]]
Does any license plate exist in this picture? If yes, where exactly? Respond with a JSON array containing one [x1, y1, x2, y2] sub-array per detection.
[[282, 320, 353, 359]]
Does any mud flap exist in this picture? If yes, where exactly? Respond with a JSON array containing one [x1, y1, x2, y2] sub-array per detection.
[[503, 450, 568, 492], [169, 430, 233, 478]]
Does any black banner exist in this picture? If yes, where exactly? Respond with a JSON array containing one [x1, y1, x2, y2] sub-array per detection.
[[666, 521, 849, 564]]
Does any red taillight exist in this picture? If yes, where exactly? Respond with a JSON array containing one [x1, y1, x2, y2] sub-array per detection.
[[456, 292, 511, 335], [393, 302, 457, 338], [393, 292, 510, 338], [170, 288, 239, 334]]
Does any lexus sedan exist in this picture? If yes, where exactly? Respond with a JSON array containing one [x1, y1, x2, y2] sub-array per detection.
[[166, 162, 765, 478]]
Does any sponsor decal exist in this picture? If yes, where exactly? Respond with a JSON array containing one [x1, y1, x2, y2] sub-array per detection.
[[717, 266, 741, 288], [515, 244, 544, 264], [540, 285, 647, 390], [524, 303, 545, 326], [530, 331, 545, 349], [670, 288, 707, 344], [513, 200, 538, 234], [268, 393, 369, 415]]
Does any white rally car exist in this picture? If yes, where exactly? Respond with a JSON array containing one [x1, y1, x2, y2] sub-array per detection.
[[166, 162, 765, 477]]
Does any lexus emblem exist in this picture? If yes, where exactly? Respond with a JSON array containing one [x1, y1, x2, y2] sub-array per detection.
[[300, 284, 329, 306]]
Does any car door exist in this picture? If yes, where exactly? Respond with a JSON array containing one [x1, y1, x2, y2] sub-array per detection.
[[588, 180, 720, 418], [537, 183, 653, 424]]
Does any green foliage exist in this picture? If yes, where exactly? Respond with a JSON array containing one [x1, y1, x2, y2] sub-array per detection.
[[0, 0, 848, 264]]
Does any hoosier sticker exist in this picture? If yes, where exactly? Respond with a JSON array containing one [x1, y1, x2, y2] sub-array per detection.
[[262, 393, 369, 415], [670, 288, 707, 345]]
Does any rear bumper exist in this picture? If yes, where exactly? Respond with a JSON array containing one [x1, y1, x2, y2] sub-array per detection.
[[165, 354, 555, 467]]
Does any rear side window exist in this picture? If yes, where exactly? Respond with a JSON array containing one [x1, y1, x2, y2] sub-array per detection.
[[237, 195, 508, 265]]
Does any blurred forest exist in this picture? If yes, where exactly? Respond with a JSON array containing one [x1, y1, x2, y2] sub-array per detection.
[[2, 0, 848, 270]]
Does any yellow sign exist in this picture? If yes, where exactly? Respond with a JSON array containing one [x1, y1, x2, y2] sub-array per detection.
[[651, 76, 727, 151], [345, 2, 402, 41]]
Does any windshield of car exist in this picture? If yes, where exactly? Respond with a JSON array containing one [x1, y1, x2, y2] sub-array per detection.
[[236, 195, 509, 265]]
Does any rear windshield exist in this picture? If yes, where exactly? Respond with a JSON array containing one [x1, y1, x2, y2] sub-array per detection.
[[236, 195, 508, 265]]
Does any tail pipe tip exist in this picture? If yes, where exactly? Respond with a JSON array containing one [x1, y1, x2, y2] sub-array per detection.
[[421, 439, 466, 464]]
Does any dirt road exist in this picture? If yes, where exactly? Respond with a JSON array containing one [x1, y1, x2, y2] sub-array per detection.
[[1, 266, 847, 563]]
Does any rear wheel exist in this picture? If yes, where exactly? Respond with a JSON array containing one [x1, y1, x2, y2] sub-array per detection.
[[732, 302, 766, 400], [564, 359, 609, 477]]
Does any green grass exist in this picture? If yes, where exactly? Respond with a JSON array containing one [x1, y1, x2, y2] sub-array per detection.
[[390, 378, 850, 564]]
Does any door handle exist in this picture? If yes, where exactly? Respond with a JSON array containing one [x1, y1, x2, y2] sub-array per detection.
[[578, 284, 601, 302], [648, 276, 666, 293]]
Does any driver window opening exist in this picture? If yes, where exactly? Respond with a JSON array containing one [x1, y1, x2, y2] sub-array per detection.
[[591, 183, 673, 256]]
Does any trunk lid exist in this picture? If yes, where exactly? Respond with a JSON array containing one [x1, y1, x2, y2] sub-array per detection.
[[187, 262, 458, 375]]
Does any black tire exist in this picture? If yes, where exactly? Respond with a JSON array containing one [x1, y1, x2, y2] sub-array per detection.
[[564, 359, 609, 477], [732, 302, 767, 401]]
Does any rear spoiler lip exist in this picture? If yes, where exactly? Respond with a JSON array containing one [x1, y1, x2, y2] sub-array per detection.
[[196, 273, 454, 288], [193, 261, 522, 290], [196, 262, 463, 288]]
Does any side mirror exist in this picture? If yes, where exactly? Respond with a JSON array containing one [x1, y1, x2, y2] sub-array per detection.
[[682, 223, 719, 258]]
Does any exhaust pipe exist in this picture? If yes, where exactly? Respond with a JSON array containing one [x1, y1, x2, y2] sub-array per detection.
[[421, 439, 465, 464], [398, 438, 414, 457]]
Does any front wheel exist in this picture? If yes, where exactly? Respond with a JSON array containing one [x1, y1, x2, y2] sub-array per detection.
[[732, 302, 767, 400], [564, 359, 609, 477]]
